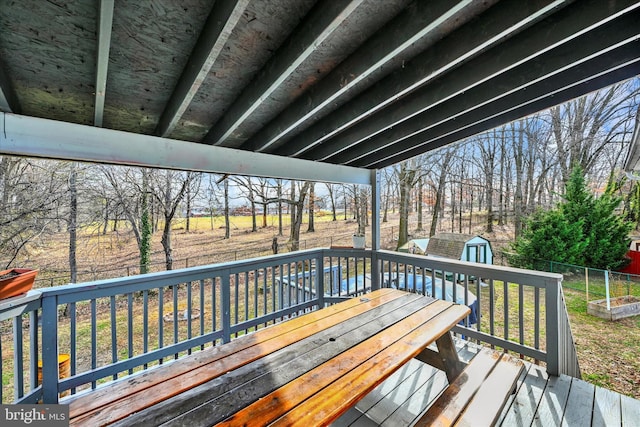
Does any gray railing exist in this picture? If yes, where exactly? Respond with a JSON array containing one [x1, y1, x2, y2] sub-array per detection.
[[0, 248, 578, 404]]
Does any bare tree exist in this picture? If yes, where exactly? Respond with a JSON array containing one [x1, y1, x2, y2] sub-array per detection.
[[429, 148, 455, 238], [148, 170, 192, 270], [307, 182, 315, 232], [323, 183, 339, 221], [0, 157, 65, 267], [551, 81, 640, 184], [287, 181, 311, 251]]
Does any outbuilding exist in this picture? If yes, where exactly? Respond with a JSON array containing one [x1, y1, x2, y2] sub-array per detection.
[[425, 233, 493, 265]]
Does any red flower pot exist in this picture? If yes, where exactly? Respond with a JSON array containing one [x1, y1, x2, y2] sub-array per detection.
[[0, 268, 38, 300]]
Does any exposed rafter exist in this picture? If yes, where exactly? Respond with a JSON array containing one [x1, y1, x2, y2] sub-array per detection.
[[0, 59, 19, 113], [202, 0, 366, 147], [155, 0, 250, 138], [240, 0, 493, 153], [93, 0, 114, 127], [270, 0, 572, 157], [316, 9, 640, 165]]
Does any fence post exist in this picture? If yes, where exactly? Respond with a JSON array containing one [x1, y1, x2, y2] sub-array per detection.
[[41, 293, 59, 403], [585, 267, 589, 302], [605, 270, 611, 310]]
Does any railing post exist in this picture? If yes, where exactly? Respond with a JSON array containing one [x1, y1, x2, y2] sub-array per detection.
[[545, 276, 560, 376], [316, 252, 325, 307], [370, 250, 380, 291], [221, 271, 232, 344], [41, 293, 59, 403]]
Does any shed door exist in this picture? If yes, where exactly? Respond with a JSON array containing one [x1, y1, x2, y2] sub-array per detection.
[[467, 244, 486, 263]]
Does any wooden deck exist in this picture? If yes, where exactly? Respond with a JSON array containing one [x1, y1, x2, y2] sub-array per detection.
[[332, 339, 640, 427]]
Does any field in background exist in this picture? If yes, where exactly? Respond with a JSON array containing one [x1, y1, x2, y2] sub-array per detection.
[[4, 212, 639, 399]]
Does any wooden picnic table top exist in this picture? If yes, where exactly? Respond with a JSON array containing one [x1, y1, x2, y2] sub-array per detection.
[[68, 288, 470, 426]]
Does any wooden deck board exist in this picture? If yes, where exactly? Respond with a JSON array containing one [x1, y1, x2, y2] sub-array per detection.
[[593, 386, 621, 427], [332, 339, 640, 427], [499, 364, 548, 427], [561, 377, 595, 426], [621, 393, 640, 426]]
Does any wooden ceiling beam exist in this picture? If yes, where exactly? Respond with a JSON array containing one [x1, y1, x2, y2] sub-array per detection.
[[93, 0, 114, 127], [298, 0, 640, 163], [271, 0, 571, 158], [155, 0, 250, 138], [239, 0, 490, 153], [202, 0, 366, 147]]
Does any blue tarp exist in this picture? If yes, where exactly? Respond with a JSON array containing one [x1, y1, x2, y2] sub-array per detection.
[[386, 273, 478, 325], [336, 274, 371, 295]]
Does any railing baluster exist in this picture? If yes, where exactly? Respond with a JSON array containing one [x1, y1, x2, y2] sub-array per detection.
[[212, 278, 218, 344], [128, 293, 133, 373], [187, 281, 193, 351], [244, 271, 249, 328], [69, 302, 76, 393], [158, 287, 163, 364], [143, 289, 149, 369], [0, 337, 3, 402], [519, 284, 524, 349], [489, 279, 495, 340], [29, 310, 39, 392], [91, 298, 97, 389], [13, 315, 24, 399], [534, 287, 540, 354], [110, 295, 117, 379], [504, 279, 509, 346], [200, 279, 205, 350], [172, 284, 179, 354]]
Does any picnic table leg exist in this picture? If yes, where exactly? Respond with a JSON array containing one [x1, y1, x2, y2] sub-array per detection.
[[435, 332, 467, 382]]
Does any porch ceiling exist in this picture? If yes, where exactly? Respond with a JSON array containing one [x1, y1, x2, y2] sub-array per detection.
[[1, 0, 639, 177]]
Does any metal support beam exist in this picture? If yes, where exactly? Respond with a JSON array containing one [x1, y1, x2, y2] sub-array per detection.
[[204, 0, 365, 147], [0, 113, 371, 185], [241, 0, 488, 152], [271, 0, 571, 157], [155, 0, 250, 137], [93, 0, 114, 127]]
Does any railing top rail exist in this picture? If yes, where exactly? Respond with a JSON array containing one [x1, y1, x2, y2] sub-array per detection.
[[376, 250, 563, 287], [0, 290, 42, 322], [36, 249, 327, 302]]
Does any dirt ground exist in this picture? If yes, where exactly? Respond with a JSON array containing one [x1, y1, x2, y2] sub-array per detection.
[[15, 214, 640, 399]]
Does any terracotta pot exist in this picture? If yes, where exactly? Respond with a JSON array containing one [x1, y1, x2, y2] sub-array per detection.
[[0, 268, 38, 300]]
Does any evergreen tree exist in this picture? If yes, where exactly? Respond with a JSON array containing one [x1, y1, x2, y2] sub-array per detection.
[[507, 209, 586, 269], [508, 167, 632, 270]]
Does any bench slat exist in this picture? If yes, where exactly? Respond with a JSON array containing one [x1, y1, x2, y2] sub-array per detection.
[[456, 352, 524, 426], [414, 348, 523, 427], [415, 348, 499, 427]]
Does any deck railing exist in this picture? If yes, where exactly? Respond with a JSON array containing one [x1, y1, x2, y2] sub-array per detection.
[[0, 248, 578, 404]]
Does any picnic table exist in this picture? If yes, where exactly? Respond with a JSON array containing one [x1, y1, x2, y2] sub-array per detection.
[[68, 288, 521, 426]]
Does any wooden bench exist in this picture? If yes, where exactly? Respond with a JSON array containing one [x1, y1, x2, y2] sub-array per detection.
[[414, 347, 525, 427]]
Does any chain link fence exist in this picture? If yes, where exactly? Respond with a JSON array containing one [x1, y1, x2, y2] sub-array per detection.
[[533, 260, 640, 303]]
